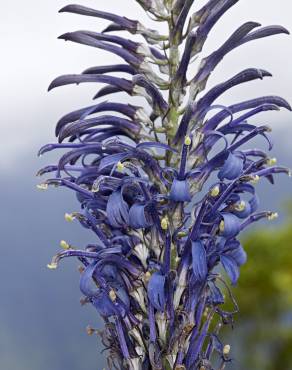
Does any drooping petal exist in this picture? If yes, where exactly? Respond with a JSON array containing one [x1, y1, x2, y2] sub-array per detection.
[[106, 191, 129, 228], [191, 241, 208, 281], [231, 200, 252, 219], [169, 179, 191, 202], [219, 213, 241, 238], [227, 243, 247, 266], [129, 203, 152, 229], [147, 272, 166, 311], [220, 255, 240, 285], [218, 152, 244, 180]]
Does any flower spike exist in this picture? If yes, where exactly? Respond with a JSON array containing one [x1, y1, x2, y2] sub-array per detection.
[[41, 1, 291, 368]]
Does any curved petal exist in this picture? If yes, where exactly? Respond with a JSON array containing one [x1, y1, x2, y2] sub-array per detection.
[[218, 152, 244, 180], [129, 203, 152, 229], [220, 255, 239, 285], [147, 272, 166, 311], [169, 179, 191, 202], [191, 241, 208, 281], [219, 213, 241, 238]]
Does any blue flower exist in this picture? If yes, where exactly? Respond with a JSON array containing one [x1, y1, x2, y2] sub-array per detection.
[[147, 271, 166, 311], [41, 0, 291, 367]]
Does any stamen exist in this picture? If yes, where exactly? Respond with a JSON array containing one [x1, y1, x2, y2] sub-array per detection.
[[223, 344, 231, 356], [267, 157, 277, 166], [219, 220, 225, 233], [161, 217, 169, 230], [144, 271, 151, 282], [117, 161, 125, 172], [250, 175, 260, 184], [109, 289, 117, 302], [210, 185, 220, 197], [234, 201, 246, 211], [267, 212, 278, 221], [184, 136, 192, 146], [65, 213, 75, 222], [37, 183, 48, 191], [47, 263, 57, 270], [60, 240, 70, 250]]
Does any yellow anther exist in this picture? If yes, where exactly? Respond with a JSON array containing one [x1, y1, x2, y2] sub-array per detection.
[[65, 213, 75, 222], [288, 170, 292, 178], [60, 240, 70, 250], [175, 366, 186, 370], [219, 220, 225, 233], [268, 212, 278, 221], [144, 271, 152, 282], [267, 157, 277, 166], [235, 200, 246, 212], [184, 136, 192, 146], [47, 263, 57, 270], [37, 183, 48, 191], [250, 175, 260, 184], [177, 231, 187, 237], [210, 185, 220, 197], [161, 217, 169, 230], [223, 344, 231, 356], [109, 289, 117, 302], [117, 161, 125, 172]]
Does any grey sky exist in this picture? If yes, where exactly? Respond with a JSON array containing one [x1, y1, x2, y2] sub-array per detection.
[[0, 2, 291, 370], [1, 0, 292, 169]]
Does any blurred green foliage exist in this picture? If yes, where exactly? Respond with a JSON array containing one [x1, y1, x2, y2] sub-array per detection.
[[228, 205, 292, 369]]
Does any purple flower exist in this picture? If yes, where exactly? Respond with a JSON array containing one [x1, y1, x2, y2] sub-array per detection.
[[40, 1, 291, 368]]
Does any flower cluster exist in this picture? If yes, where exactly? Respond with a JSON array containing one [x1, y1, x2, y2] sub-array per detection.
[[39, 1, 291, 369]]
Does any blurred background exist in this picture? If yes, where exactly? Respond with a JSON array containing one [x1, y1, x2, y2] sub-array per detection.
[[0, 1, 292, 369]]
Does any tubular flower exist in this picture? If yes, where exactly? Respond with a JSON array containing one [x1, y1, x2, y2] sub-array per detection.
[[40, 1, 291, 369]]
